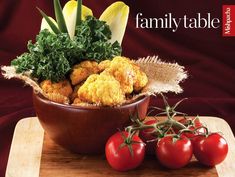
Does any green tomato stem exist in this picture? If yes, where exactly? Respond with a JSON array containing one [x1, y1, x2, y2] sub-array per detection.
[[126, 118, 187, 137]]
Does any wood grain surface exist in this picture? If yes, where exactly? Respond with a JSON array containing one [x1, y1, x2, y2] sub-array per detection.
[[5, 118, 44, 177], [200, 117, 235, 177], [5, 117, 235, 177], [40, 131, 218, 177]]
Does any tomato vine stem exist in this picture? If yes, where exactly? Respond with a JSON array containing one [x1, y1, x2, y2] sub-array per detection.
[[125, 94, 192, 140]]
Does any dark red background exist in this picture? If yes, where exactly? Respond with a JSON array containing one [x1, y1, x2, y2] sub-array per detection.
[[0, 0, 235, 176]]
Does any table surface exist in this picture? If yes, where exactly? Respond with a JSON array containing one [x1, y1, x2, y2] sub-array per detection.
[[5, 116, 235, 177]]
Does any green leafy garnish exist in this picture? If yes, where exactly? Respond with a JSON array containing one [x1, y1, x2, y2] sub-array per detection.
[[76, 16, 121, 60], [11, 30, 72, 82], [11, 16, 122, 82]]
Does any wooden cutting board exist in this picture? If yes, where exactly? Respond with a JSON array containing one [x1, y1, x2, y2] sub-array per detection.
[[5, 117, 235, 177]]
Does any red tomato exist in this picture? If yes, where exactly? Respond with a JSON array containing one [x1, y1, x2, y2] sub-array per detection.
[[139, 119, 157, 141], [156, 135, 193, 169], [181, 126, 206, 139], [178, 117, 202, 128], [139, 119, 158, 155], [175, 117, 205, 138], [192, 133, 228, 166], [105, 131, 145, 171]]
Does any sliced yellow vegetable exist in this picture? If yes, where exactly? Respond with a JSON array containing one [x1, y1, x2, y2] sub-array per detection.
[[63, 0, 93, 38], [63, 1, 93, 20], [40, 16, 58, 33], [80, 5, 93, 20], [99, 1, 129, 44], [62, 0, 77, 18]]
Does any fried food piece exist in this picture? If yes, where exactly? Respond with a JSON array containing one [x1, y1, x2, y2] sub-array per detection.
[[103, 56, 136, 94], [99, 56, 148, 94], [131, 63, 148, 92], [40, 80, 72, 97], [40, 80, 73, 103], [112, 57, 148, 92], [115, 56, 148, 92], [70, 83, 84, 101], [46, 93, 70, 104], [77, 74, 125, 106], [98, 60, 111, 72], [70, 61, 100, 85], [73, 97, 83, 105]]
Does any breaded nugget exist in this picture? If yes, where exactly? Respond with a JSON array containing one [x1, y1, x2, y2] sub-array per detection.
[[114, 57, 148, 92], [40, 80, 72, 97], [46, 93, 70, 104], [103, 56, 136, 94], [77, 74, 125, 106], [40, 80, 73, 103], [98, 60, 111, 72], [70, 61, 99, 85], [70, 82, 84, 101], [73, 97, 83, 105], [131, 63, 148, 92]]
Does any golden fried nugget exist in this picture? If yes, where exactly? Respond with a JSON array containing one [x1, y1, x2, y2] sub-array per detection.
[[40, 80, 73, 98], [103, 56, 136, 94], [70, 61, 99, 85], [40, 80, 72, 104], [70, 83, 84, 101], [131, 63, 148, 92], [73, 97, 83, 105], [46, 93, 70, 104], [77, 74, 125, 106], [98, 60, 111, 72]]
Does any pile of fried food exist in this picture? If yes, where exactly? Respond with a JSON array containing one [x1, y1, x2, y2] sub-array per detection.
[[40, 56, 148, 106]]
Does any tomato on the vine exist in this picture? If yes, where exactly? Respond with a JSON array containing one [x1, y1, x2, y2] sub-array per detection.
[[192, 133, 228, 166], [139, 119, 158, 155], [178, 117, 202, 127], [156, 135, 193, 169], [139, 119, 158, 141], [105, 131, 145, 171], [175, 117, 205, 138]]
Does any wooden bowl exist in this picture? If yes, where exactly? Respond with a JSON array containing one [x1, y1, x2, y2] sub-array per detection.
[[33, 93, 150, 154]]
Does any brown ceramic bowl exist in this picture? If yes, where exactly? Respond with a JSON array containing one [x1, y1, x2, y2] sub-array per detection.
[[33, 93, 150, 154]]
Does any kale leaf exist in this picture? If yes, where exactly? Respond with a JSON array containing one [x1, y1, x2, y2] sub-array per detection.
[[11, 16, 122, 82], [75, 16, 121, 61], [12, 30, 74, 82]]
